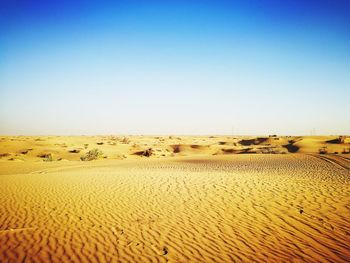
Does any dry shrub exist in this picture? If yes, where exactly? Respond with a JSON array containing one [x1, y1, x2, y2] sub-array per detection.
[[319, 146, 328, 154], [81, 149, 103, 161], [38, 153, 53, 161], [133, 148, 153, 157]]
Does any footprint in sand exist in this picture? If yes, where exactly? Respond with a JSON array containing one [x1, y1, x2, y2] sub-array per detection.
[[162, 246, 169, 255]]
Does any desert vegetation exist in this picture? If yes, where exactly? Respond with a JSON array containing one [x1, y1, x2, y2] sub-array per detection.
[[319, 146, 328, 154], [80, 149, 103, 161], [37, 153, 53, 162]]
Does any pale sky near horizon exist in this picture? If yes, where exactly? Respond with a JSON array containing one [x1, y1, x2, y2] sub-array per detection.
[[1, 1, 350, 135]]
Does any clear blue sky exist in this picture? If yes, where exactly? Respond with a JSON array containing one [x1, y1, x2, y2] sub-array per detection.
[[1, 0, 349, 135]]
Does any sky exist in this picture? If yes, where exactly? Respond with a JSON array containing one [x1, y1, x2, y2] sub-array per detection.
[[0, 0, 349, 135]]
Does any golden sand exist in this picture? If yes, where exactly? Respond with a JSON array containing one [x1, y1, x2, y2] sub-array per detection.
[[0, 136, 349, 262]]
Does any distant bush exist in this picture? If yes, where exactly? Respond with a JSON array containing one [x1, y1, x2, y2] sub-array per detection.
[[319, 146, 328, 154], [44, 154, 53, 162], [80, 149, 103, 161], [0, 153, 10, 158], [172, 145, 181, 153], [133, 148, 153, 157], [121, 137, 130, 144], [326, 136, 346, 144], [338, 136, 346, 144], [38, 153, 53, 162], [69, 149, 81, 153]]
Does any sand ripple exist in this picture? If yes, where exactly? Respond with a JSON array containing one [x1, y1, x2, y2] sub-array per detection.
[[0, 154, 349, 262]]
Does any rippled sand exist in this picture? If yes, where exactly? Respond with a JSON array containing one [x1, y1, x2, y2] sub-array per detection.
[[1, 154, 349, 262]]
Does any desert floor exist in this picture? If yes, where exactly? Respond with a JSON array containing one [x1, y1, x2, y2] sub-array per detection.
[[0, 136, 350, 262]]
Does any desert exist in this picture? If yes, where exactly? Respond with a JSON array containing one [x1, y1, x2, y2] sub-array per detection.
[[2, 0, 350, 262], [0, 135, 349, 262]]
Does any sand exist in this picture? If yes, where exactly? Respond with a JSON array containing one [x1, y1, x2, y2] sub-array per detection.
[[0, 136, 350, 262]]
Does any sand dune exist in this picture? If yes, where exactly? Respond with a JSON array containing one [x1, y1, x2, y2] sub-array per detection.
[[0, 136, 350, 262], [1, 135, 349, 162]]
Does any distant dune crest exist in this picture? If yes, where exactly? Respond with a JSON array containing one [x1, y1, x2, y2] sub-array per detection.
[[0, 135, 349, 162]]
